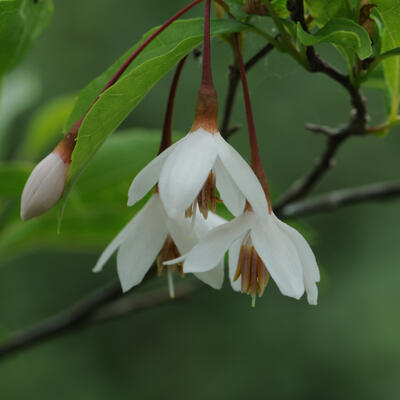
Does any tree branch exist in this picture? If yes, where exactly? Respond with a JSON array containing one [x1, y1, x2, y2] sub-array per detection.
[[278, 180, 400, 218], [0, 273, 200, 360], [2, 176, 400, 360], [273, 128, 348, 214], [274, 0, 368, 213]]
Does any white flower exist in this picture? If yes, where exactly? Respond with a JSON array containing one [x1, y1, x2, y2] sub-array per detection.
[[127, 128, 268, 219], [175, 210, 320, 305], [20, 153, 70, 221], [93, 192, 226, 293]]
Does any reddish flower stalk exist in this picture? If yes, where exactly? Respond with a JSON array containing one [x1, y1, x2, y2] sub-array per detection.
[[158, 55, 188, 154], [69, 0, 204, 139], [233, 33, 272, 214], [202, 0, 214, 88], [191, 0, 219, 134]]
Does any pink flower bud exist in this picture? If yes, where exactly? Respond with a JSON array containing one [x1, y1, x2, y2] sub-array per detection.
[[20, 152, 70, 221]]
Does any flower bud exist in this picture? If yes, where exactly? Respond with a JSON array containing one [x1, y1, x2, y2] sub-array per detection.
[[20, 152, 70, 221], [20, 133, 75, 221]]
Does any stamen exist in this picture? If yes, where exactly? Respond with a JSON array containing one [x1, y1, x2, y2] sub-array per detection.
[[233, 233, 270, 305], [185, 171, 216, 219], [157, 235, 184, 277]]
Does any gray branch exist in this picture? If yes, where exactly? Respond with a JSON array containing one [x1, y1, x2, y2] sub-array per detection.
[[279, 180, 400, 218]]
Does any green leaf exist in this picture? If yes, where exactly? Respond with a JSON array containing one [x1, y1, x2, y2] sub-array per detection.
[[305, 0, 353, 26], [297, 17, 372, 60], [225, 0, 248, 20], [0, 130, 170, 264], [374, 0, 400, 121], [0, 0, 53, 77], [270, 0, 290, 18], [20, 94, 76, 159], [378, 47, 400, 61], [63, 18, 248, 204], [75, 129, 167, 199], [65, 18, 247, 132]]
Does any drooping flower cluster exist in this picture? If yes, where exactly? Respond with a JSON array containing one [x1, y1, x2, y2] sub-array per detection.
[[20, 0, 320, 306]]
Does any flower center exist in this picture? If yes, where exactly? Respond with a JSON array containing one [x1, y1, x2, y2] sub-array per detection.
[[157, 235, 184, 299], [233, 233, 270, 306], [157, 235, 184, 277], [185, 171, 216, 219]]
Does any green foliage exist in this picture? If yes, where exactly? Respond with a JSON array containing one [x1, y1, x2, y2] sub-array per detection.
[[0, 0, 53, 78], [0, 130, 167, 264], [20, 94, 76, 160], [64, 18, 249, 206], [297, 17, 372, 62], [374, 0, 400, 121], [270, 0, 290, 18], [225, 0, 248, 20], [305, 0, 354, 26]]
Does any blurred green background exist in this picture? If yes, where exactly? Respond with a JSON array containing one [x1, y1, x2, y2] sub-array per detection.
[[1, 1, 400, 399]]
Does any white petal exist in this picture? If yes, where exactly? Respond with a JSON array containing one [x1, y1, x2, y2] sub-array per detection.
[[205, 212, 227, 229], [93, 217, 136, 273], [159, 129, 218, 218], [214, 158, 245, 216], [127, 140, 182, 206], [194, 262, 224, 289], [274, 215, 320, 305], [214, 133, 269, 218], [164, 211, 227, 268], [251, 216, 305, 300], [166, 211, 226, 289], [117, 194, 168, 292], [228, 236, 246, 292], [21, 153, 70, 221], [192, 208, 227, 240], [183, 212, 255, 274], [167, 216, 197, 255]]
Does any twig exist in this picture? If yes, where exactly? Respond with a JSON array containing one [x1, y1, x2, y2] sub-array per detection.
[[92, 280, 201, 321], [278, 180, 400, 218], [274, 0, 368, 213], [0, 274, 199, 361], [0, 280, 121, 360], [274, 128, 348, 214], [221, 42, 274, 139]]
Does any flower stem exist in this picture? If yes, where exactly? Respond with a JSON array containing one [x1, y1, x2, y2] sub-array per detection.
[[233, 34, 272, 214], [202, 0, 214, 88], [191, 0, 219, 134], [69, 0, 204, 138], [158, 56, 188, 154]]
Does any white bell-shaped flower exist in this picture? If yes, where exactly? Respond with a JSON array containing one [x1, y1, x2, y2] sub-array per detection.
[[127, 128, 268, 220], [93, 192, 226, 293], [169, 209, 320, 305]]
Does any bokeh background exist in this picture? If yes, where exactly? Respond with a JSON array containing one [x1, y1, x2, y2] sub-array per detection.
[[1, 1, 400, 399]]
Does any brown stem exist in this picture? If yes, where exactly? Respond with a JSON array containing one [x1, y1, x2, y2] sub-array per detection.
[[221, 42, 275, 139], [158, 56, 188, 154], [273, 0, 368, 213], [201, 0, 214, 88], [233, 34, 272, 213]]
